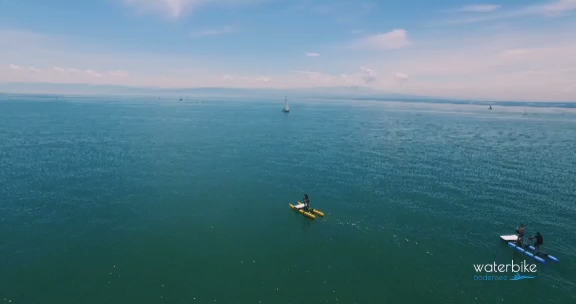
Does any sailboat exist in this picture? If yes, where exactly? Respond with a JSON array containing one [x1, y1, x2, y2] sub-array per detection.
[[489, 105, 492, 110], [282, 95, 290, 113]]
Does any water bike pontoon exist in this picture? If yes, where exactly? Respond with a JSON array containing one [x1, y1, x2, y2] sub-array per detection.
[[500, 235, 559, 263], [289, 202, 325, 220]]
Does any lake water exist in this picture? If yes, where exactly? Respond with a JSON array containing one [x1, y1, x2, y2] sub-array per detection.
[[1, 95, 575, 304]]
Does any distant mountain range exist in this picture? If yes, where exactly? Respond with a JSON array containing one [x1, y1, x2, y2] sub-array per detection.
[[1, 82, 575, 107], [0, 82, 424, 99]]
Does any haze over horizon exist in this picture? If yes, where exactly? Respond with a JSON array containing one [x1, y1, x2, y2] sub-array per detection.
[[2, 0, 576, 101]]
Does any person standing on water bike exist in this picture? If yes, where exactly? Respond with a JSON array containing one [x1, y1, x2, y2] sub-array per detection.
[[303, 194, 311, 211], [515, 224, 525, 245], [529, 232, 544, 254]]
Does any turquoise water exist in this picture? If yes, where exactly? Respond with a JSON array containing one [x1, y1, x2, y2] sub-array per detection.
[[1, 95, 575, 304]]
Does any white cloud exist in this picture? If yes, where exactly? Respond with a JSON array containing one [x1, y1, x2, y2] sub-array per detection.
[[353, 29, 411, 50], [291, 67, 384, 86], [495, 46, 576, 65], [218, 74, 272, 83], [122, 0, 265, 19], [9, 64, 41, 73], [191, 26, 237, 37], [447, 0, 576, 23], [392, 73, 409, 88], [291, 70, 356, 86], [124, 0, 200, 18], [534, 0, 576, 15], [5, 64, 129, 82], [306, 52, 320, 57], [85, 69, 104, 78], [451, 4, 502, 13], [360, 67, 376, 83], [395, 73, 408, 80]]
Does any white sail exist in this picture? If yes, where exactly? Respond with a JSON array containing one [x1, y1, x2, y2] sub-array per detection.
[[283, 95, 290, 112]]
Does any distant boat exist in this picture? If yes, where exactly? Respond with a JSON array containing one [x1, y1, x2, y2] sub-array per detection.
[[489, 105, 492, 110], [282, 95, 290, 113]]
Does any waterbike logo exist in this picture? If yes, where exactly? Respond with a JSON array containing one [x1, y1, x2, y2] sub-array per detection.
[[509, 273, 536, 281], [473, 260, 537, 281]]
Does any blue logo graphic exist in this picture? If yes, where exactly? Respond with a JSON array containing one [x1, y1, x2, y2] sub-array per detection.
[[509, 273, 536, 281]]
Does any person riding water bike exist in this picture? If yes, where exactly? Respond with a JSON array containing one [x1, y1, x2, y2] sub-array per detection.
[[303, 194, 311, 211], [529, 232, 544, 254], [302, 194, 310, 211], [515, 224, 525, 245]]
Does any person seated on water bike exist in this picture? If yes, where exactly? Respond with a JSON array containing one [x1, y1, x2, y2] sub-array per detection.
[[529, 232, 544, 254], [515, 223, 525, 245]]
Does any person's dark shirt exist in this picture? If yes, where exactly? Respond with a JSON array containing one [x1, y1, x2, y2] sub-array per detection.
[[535, 234, 543, 245]]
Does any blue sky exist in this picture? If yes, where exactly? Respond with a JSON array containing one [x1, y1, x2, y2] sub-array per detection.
[[1, 0, 576, 101]]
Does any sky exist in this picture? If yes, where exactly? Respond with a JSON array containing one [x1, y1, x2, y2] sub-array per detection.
[[1, 0, 576, 101]]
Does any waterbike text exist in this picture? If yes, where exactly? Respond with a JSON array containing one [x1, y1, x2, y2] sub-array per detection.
[[473, 260, 537, 273]]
